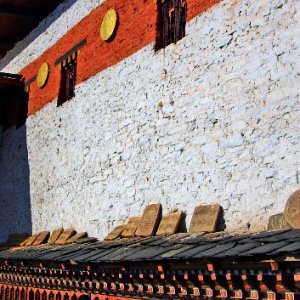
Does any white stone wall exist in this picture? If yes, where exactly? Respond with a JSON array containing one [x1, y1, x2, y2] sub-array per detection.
[[1, 0, 300, 240]]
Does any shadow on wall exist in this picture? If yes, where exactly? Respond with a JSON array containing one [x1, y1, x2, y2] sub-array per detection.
[[0, 0, 78, 70], [0, 125, 32, 242], [0, 79, 31, 242]]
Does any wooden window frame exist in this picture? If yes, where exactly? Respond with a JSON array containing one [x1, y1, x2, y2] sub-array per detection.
[[155, 0, 187, 51], [57, 52, 77, 107]]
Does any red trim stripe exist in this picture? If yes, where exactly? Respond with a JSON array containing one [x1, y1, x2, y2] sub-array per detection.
[[20, 0, 221, 115]]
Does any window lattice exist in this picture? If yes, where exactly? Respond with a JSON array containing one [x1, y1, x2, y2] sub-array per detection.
[[156, 0, 187, 50], [57, 53, 77, 107]]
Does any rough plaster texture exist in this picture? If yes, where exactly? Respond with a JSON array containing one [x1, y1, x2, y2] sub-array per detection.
[[0, 0, 299, 240]]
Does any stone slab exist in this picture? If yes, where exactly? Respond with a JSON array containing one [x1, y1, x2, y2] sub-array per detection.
[[135, 204, 162, 237], [24, 234, 39, 246], [121, 217, 141, 238], [20, 237, 30, 247], [66, 232, 88, 244], [156, 211, 184, 236], [55, 228, 76, 245], [268, 213, 292, 231], [48, 228, 64, 245], [33, 231, 50, 245], [284, 189, 300, 229], [189, 204, 221, 233], [104, 225, 125, 241], [75, 237, 98, 244], [48, 227, 64, 245]]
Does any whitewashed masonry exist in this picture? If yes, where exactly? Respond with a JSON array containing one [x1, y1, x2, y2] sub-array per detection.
[[0, 0, 299, 241]]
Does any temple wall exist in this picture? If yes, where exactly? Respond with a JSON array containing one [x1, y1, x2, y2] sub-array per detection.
[[0, 0, 299, 240]]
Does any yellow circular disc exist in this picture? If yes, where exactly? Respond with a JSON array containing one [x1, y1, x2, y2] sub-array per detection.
[[37, 63, 49, 88], [100, 9, 118, 41]]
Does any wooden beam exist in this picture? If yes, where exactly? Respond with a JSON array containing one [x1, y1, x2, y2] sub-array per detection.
[[54, 38, 87, 65], [0, 73, 23, 87], [0, 77, 22, 87]]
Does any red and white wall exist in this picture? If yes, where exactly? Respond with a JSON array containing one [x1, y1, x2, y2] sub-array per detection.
[[0, 0, 299, 241]]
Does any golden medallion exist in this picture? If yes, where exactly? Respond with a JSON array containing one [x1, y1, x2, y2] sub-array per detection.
[[37, 63, 49, 88], [100, 9, 118, 41]]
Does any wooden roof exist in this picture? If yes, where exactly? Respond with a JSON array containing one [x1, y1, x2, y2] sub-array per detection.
[[1, 229, 300, 262], [0, 0, 64, 59], [0, 72, 23, 90]]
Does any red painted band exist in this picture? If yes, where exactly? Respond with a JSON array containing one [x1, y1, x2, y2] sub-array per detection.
[[20, 0, 221, 115]]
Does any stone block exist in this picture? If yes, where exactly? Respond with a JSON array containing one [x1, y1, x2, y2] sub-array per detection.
[[48, 228, 64, 245], [156, 211, 184, 236], [24, 234, 39, 246], [33, 231, 50, 246], [284, 189, 300, 229], [66, 232, 88, 244], [268, 213, 291, 231], [19, 237, 30, 247], [135, 204, 162, 237], [104, 225, 125, 241], [189, 204, 221, 233], [220, 136, 244, 148], [121, 217, 140, 238], [55, 228, 76, 245]]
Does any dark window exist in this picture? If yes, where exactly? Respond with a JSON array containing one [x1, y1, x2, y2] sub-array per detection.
[[0, 77, 28, 131], [57, 52, 77, 107], [156, 0, 187, 51]]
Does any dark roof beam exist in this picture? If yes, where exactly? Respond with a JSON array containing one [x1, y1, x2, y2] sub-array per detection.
[[0, 72, 23, 87], [0, 5, 44, 18], [0, 77, 23, 87]]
